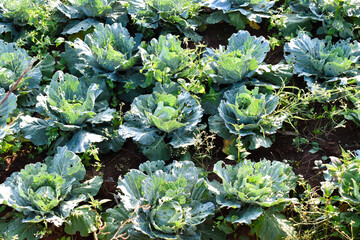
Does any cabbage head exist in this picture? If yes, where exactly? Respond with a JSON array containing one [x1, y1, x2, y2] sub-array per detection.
[[124, 0, 203, 41], [209, 159, 297, 239], [0, 147, 103, 239], [63, 23, 142, 78], [139, 34, 199, 86], [204, 30, 269, 85], [209, 85, 285, 150], [114, 160, 215, 239], [20, 71, 123, 153], [284, 33, 360, 90], [119, 83, 203, 160]]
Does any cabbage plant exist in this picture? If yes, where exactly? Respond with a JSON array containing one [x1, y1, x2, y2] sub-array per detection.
[[20, 71, 123, 153], [139, 34, 200, 87], [204, 30, 270, 85], [0, 147, 103, 240], [123, 0, 204, 41], [209, 159, 297, 239], [57, 0, 128, 34], [0, 0, 57, 25], [284, 33, 360, 90], [63, 23, 142, 79], [110, 160, 216, 239], [206, 0, 275, 26], [209, 85, 285, 150], [119, 83, 203, 160], [323, 155, 360, 205], [289, 0, 360, 38]]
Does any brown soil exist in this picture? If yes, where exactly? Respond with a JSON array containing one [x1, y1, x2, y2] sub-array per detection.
[[0, 144, 47, 183]]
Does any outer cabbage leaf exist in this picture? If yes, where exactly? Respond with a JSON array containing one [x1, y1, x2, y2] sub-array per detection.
[[0, 147, 103, 239], [284, 33, 360, 90], [114, 160, 216, 240], [0, 88, 17, 140], [100, 204, 133, 240], [19, 116, 54, 145], [63, 23, 142, 77], [64, 205, 99, 236], [119, 82, 203, 160], [0, 218, 43, 240], [209, 85, 285, 150], [20, 71, 122, 153], [206, 0, 275, 23], [139, 34, 200, 86], [124, 0, 203, 41], [251, 208, 296, 240], [204, 30, 270, 85]]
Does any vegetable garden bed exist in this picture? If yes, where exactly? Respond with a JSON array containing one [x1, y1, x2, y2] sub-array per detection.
[[1, 0, 360, 239]]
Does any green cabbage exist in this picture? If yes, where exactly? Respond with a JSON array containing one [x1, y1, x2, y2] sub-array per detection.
[[204, 30, 269, 85], [124, 0, 203, 41], [209, 85, 285, 150], [0, 147, 103, 239], [209, 159, 297, 239], [20, 71, 123, 153], [284, 33, 360, 90], [119, 83, 203, 160], [112, 160, 215, 239], [63, 23, 142, 78], [139, 34, 199, 86]]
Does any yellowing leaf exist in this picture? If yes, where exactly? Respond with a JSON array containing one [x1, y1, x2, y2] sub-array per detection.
[[249, 21, 261, 30], [222, 138, 236, 155]]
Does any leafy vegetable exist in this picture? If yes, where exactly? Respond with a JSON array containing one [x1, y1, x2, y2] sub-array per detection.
[[0, 0, 57, 26], [204, 30, 270, 85], [209, 159, 297, 239], [20, 71, 123, 153], [63, 23, 142, 79], [139, 34, 200, 87], [289, 0, 360, 38], [124, 0, 204, 41], [119, 82, 203, 160], [209, 85, 285, 150], [112, 160, 217, 239], [323, 155, 360, 205], [0, 146, 103, 239], [284, 32, 360, 90], [57, 0, 128, 34], [206, 0, 275, 24]]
